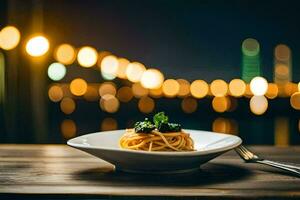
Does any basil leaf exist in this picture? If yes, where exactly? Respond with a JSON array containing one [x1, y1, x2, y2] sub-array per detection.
[[153, 112, 168, 127]]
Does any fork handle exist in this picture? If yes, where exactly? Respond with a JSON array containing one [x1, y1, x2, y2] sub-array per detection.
[[256, 160, 300, 176], [261, 160, 300, 170]]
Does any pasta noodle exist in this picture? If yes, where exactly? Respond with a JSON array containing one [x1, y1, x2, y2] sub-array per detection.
[[119, 129, 194, 151]]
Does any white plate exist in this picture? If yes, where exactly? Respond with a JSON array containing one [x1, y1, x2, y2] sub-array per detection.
[[67, 129, 242, 173]]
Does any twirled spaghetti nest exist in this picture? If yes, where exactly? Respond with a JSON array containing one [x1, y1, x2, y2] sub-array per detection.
[[119, 129, 194, 151]]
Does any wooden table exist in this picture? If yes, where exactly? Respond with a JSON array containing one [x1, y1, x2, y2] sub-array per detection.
[[0, 145, 300, 199]]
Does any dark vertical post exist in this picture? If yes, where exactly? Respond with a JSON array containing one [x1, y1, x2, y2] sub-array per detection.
[[29, 0, 48, 142]]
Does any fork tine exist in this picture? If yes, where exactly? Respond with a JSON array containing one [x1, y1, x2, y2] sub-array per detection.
[[241, 145, 257, 158], [240, 145, 249, 154], [235, 146, 248, 161], [238, 146, 248, 157], [240, 146, 253, 158], [237, 145, 262, 162]]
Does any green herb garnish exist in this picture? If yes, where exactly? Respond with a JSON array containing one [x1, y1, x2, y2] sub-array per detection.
[[153, 112, 182, 132], [167, 123, 182, 132], [157, 122, 181, 132], [153, 112, 168, 127], [134, 112, 182, 133], [134, 118, 155, 133]]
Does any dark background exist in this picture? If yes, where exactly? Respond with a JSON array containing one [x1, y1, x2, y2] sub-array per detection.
[[0, 0, 300, 145]]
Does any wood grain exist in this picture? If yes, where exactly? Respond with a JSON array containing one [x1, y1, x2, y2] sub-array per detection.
[[0, 144, 300, 199]]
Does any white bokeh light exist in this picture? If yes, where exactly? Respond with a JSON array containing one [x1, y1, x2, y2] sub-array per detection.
[[140, 69, 164, 89], [100, 55, 119, 80], [47, 62, 66, 81], [126, 62, 146, 82], [77, 46, 98, 67], [26, 36, 49, 57], [250, 76, 268, 96], [250, 95, 268, 115]]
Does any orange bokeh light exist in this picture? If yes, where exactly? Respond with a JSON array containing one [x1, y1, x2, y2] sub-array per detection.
[[229, 79, 246, 97], [210, 79, 228, 97], [61, 119, 76, 139], [60, 97, 76, 114], [138, 96, 155, 113], [117, 86, 133, 102], [181, 97, 198, 113], [190, 80, 209, 98], [48, 85, 63, 102], [162, 79, 179, 98], [70, 78, 88, 96]]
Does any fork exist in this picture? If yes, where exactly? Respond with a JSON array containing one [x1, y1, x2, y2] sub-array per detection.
[[235, 145, 300, 177]]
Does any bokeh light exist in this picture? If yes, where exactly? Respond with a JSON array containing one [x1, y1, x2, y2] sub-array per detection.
[[190, 80, 209, 98], [48, 85, 63, 102], [283, 82, 298, 97], [70, 78, 88, 96], [132, 82, 148, 98], [275, 44, 291, 61], [100, 55, 119, 80], [290, 92, 300, 110], [210, 79, 228, 97], [274, 117, 289, 147], [242, 38, 260, 56], [242, 38, 261, 82], [83, 85, 99, 101], [229, 79, 246, 97], [274, 44, 292, 93], [77, 46, 98, 67], [117, 58, 130, 79], [138, 96, 155, 113], [60, 84, 72, 98], [47, 62, 66, 81], [213, 118, 230, 134], [250, 95, 268, 115], [26, 35, 49, 57], [54, 44, 76, 65], [181, 97, 198, 113], [60, 97, 76, 114], [275, 64, 289, 79], [126, 62, 146, 82], [140, 69, 164, 89], [149, 87, 163, 98], [100, 94, 119, 113], [265, 83, 278, 99], [212, 118, 238, 135], [162, 79, 180, 97], [212, 96, 230, 113], [101, 118, 118, 131], [0, 26, 20, 50], [61, 119, 76, 139], [177, 79, 190, 98], [117, 86, 133, 102], [99, 82, 116, 97], [244, 84, 253, 98], [250, 76, 268, 96]]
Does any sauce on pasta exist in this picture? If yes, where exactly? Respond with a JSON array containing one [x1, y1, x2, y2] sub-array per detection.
[[119, 112, 194, 151]]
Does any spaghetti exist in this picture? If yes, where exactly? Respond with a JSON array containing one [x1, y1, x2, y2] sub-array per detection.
[[119, 129, 194, 151]]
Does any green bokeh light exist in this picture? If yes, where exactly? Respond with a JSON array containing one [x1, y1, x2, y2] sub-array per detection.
[[242, 38, 260, 57], [241, 38, 261, 82]]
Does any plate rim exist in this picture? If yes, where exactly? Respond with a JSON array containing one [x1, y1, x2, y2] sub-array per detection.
[[67, 129, 242, 156]]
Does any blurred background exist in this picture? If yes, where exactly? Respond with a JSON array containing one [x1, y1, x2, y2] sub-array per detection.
[[0, 0, 300, 145]]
